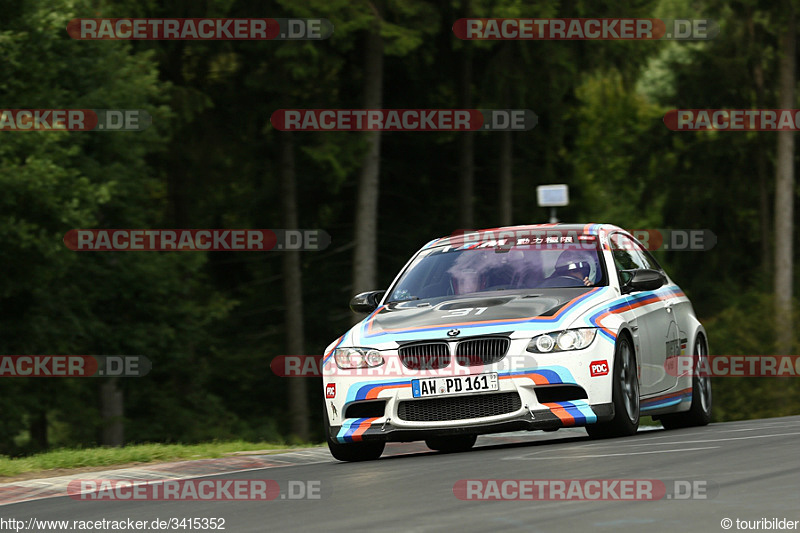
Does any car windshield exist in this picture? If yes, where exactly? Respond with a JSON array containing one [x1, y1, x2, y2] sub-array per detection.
[[387, 242, 606, 302]]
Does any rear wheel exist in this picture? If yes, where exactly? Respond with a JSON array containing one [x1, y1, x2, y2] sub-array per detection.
[[323, 407, 385, 462], [586, 334, 639, 439], [425, 434, 477, 453], [659, 334, 712, 429]]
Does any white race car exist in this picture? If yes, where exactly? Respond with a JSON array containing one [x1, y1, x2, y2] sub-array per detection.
[[322, 224, 711, 461]]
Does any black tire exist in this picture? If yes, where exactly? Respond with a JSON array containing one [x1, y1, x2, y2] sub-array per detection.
[[586, 334, 640, 439], [323, 407, 385, 462], [659, 334, 712, 429], [425, 434, 477, 453]]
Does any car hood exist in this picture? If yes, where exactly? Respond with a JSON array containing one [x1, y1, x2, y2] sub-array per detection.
[[349, 287, 615, 345]]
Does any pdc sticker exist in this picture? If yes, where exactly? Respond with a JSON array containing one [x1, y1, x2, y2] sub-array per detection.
[[590, 360, 609, 377]]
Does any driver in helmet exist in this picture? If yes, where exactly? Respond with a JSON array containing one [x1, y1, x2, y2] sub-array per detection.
[[551, 250, 594, 287]]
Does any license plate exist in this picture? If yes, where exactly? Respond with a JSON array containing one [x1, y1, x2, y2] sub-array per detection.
[[411, 372, 498, 398]]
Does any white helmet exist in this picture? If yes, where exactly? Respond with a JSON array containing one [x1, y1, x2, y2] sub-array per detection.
[[554, 250, 593, 276]]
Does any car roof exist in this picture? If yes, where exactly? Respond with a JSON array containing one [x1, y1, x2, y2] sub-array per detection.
[[426, 223, 625, 248]]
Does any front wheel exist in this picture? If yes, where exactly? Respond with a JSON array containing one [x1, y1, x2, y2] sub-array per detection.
[[586, 334, 639, 439], [659, 334, 712, 429], [324, 407, 385, 462]]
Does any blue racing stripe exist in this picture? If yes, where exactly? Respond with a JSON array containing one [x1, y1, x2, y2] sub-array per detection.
[[641, 391, 692, 412], [361, 288, 608, 341], [346, 380, 411, 403], [503, 367, 573, 384], [336, 417, 368, 443], [554, 400, 597, 424]]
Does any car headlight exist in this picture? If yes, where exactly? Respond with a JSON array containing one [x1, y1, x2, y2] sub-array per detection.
[[527, 328, 597, 353], [334, 347, 385, 369]]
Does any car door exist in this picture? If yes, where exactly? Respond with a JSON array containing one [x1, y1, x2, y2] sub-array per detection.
[[609, 233, 678, 396]]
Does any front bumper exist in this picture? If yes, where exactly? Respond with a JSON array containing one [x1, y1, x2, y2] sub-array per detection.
[[330, 402, 614, 443], [324, 335, 617, 444]]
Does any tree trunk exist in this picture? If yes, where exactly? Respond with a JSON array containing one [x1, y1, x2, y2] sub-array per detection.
[[281, 133, 309, 441], [498, 44, 513, 226], [29, 410, 48, 450], [100, 379, 124, 446], [498, 130, 513, 226], [758, 146, 770, 278], [458, 0, 474, 229], [458, 130, 475, 229], [352, 10, 384, 296], [749, 15, 772, 278], [774, 4, 795, 354]]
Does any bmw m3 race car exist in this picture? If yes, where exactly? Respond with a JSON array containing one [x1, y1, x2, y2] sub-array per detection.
[[322, 224, 712, 462]]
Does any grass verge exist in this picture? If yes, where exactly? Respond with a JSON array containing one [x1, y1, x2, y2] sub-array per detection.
[[0, 441, 318, 479]]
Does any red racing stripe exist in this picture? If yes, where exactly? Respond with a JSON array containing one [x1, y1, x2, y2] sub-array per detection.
[[499, 372, 551, 385], [542, 402, 576, 426], [365, 383, 411, 399], [350, 417, 380, 441]]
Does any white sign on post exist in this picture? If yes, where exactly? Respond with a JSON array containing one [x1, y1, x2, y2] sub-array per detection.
[[536, 184, 569, 207]]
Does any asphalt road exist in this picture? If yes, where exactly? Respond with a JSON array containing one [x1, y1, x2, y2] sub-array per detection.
[[5, 416, 800, 532]]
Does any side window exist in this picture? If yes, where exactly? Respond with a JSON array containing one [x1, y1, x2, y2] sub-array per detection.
[[624, 234, 664, 271], [635, 245, 663, 272], [609, 233, 650, 271]]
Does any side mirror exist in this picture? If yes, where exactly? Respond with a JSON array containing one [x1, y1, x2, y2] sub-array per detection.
[[620, 269, 666, 294], [349, 290, 386, 314]]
